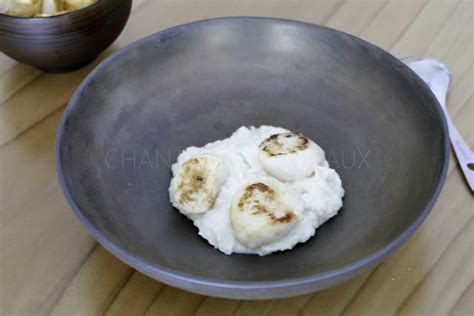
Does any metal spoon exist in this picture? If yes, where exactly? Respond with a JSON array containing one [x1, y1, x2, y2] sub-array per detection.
[[402, 57, 474, 192]]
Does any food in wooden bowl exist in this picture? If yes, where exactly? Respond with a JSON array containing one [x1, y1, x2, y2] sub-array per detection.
[[1, 0, 97, 17]]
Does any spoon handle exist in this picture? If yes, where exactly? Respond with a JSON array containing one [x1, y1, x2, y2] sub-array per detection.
[[402, 57, 474, 192], [440, 107, 474, 191]]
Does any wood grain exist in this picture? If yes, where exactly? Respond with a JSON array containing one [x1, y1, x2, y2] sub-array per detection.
[[1, 0, 473, 315]]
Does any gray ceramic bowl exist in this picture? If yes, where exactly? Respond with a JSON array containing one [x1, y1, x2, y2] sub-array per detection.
[[56, 17, 449, 299]]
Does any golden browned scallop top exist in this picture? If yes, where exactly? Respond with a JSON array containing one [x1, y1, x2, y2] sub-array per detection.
[[176, 157, 214, 207], [171, 155, 229, 215], [235, 182, 297, 225], [259, 133, 310, 157]]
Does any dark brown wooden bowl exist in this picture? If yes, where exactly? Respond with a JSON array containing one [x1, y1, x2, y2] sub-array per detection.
[[0, 0, 132, 72]]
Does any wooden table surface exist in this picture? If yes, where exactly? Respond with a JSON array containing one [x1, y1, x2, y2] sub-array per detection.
[[1, 0, 473, 315]]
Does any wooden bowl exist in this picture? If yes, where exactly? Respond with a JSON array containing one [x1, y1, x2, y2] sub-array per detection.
[[0, 0, 132, 72]]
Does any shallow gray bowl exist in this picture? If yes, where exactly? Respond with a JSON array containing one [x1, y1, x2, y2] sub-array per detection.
[[56, 17, 449, 299]]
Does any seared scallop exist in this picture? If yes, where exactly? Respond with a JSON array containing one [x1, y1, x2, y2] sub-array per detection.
[[170, 155, 229, 215], [258, 132, 325, 181], [230, 179, 303, 248]]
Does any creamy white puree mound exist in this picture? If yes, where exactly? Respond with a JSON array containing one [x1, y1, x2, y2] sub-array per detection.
[[169, 126, 344, 255]]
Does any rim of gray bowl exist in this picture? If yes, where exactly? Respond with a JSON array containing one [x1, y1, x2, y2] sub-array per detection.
[[55, 16, 450, 299]]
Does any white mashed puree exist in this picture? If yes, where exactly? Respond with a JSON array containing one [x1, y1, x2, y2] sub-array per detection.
[[169, 126, 344, 255]]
